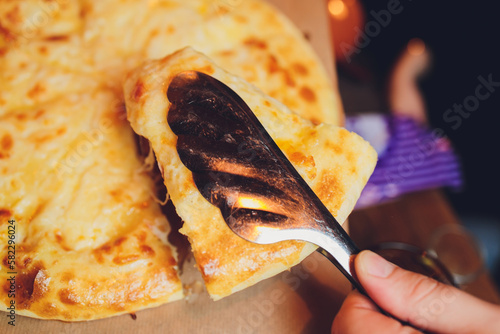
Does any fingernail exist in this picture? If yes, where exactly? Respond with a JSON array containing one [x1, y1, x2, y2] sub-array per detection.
[[360, 251, 396, 278]]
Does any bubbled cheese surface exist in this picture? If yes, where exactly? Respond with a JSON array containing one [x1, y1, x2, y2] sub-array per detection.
[[123, 48, 377, 299], [1, 0, 349, 320]]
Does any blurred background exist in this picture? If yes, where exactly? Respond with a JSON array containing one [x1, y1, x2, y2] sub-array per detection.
[[327, 0, 500, 286]]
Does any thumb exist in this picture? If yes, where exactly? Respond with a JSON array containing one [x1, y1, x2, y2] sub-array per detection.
[[356, 250, 500, 333]]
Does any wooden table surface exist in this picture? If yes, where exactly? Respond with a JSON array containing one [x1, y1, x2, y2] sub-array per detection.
[[349, 189, 500, 305]]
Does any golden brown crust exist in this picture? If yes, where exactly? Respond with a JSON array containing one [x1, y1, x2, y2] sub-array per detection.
[[0, 0, 185, 321], [0, 0, 352, 319], [0, 91, 183, 321], [123, 47, 377, 299]]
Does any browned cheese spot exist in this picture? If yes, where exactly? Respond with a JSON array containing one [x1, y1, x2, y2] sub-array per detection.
[[291, 62, 309, 76], [132, 79, 145, 101], [54, 230, 63, 244], [114, 236, 127, 247], [44, 35, 69, 42], [136, 230, 147, 243], [150, 28, 159, 37], [58, 288, 79, 305], [267, 54, 279, 74], [345, 151, 355, 168], [244, 37, 267, 50], [218, 49, 234, 57], [310, 117, 321, 125], [109, 189, 122, 201], [197, 65, 215, 75], [166, 25, 175, 34], [290, 151, 316, 179], [61, 272, 75, 283], [54, 230, 71, 251], [299, 86, 316, 103], [112, 254, 140, 265], [290, 152, 315, 168], [193, 251, 216, 284], [79, 1, 94, 18], [27, 83, 46, 99], [1, 133, 13, 150], [92, 243, 112, 263], [350, 165, 358, 175], [183, 173, 196, 193], [0, 22, 16, 43], [137, 201, 149, 209], [0, 133, 13, 159], [282, 69, 295, 87], [316, 171, 344, 215], [215, 5, 230, 16], [5, 5, 21, 24], [2, 255, 9, 268], [21, 257, 32, 269], [325, 139, 342, 155], [140, 245, 155, 257], [38, 45, 48, 55], [15, 263, 49, 309], [56, 127, 66, 136], [0, 209, 12, 220], [235, 14, 248, 23], [267, 55, 296, 86], [15, 113, 27, 121], [34, 109, 46, 119]]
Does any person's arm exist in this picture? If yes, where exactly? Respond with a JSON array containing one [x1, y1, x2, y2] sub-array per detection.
[[332, 250, 500, 334]]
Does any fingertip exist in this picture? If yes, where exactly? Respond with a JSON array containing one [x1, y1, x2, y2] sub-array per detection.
[[356, 250, 397, 279]]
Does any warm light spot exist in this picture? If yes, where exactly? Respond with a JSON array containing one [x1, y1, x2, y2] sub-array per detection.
[[237, 197, 269, 211], [407, 38, 426, 56], [328, 0, 349, 20], [181, 71, 200, 81]]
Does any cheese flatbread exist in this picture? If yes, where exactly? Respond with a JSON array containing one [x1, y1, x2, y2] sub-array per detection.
[[0, 90, 183, 321], [1, 0, 347, 320], [123, 48, 377, 299], [0, 0, 186, 322]]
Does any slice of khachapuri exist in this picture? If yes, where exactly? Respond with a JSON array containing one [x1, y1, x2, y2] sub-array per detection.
[[0, 89, 183, 321], [123, 47, 377, 300]]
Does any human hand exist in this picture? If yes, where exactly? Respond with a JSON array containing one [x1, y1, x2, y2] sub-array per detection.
[[332, 250, 500, 333]]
